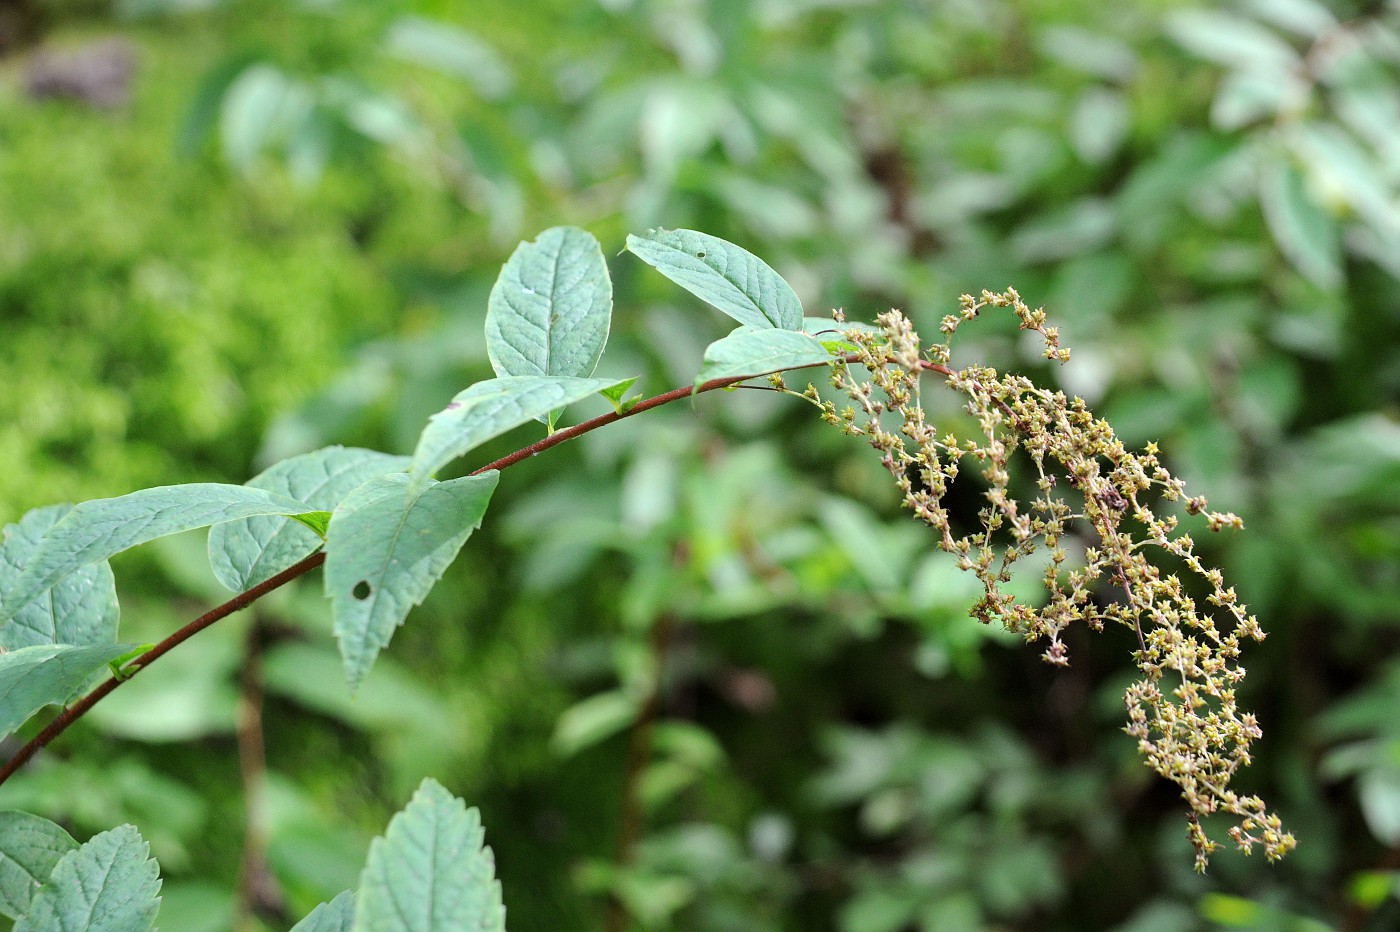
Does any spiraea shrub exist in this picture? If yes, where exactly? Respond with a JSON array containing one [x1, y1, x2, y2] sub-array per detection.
[[0, 227, 1289, 929]]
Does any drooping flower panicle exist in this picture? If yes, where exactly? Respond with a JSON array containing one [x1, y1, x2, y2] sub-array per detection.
[[809, 292, 1294, 870]]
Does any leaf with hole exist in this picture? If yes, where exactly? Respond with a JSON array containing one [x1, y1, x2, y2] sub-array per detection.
[[352, 779, 504, 932], [15, 824, 160, 932], [326, 472, 499, 688], [0, 643, 138, 736], [486, 227, 613, 391], [209, 447, 409, 592], [409, 375, 628, 493], [695, 327, 836, 390], [626, 228, 803, 330], [0, 505, 118, 651], [0, 811, 78, 920], [0, 484, 317, 626]]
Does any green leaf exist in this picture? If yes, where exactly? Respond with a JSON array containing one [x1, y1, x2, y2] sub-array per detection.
[[0, 644, 136, 736], [209, 447, 410, 592], [0, 506, 118, 651], [385, 17, 512, 99], [626, 228, 803, 330], [1166, 10, 1298, 73], [0, 485, 315, 626], [292, 890, 355, 932], [695, 327, 835, 390], [15, 824, 161, 932], [409, 376, 625, 492], [1260, 158, 1342, 288], [552, 690, 640, 757], [289, 512, 333, 538], [0, 812, 78, 920], [326, 472, 499, 688], [352, 779, 505, 932], [486, 227, 613, 386], [598, 376, 640, 414]]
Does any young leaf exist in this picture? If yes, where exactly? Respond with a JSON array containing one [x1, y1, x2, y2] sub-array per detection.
[[209, 447, 410, 592], [292, 890, 355, 932], [801, 317, 879, 353], [0, 505, 118, 651], [0, 485, 315, 625], [598, 376, 640, 415], [326, 472, 499, 688], [353, 779, 505, 932], [15, 824, 160, 932], [0, 644, 136, 736], [626, 228, 803, 330], [486, 226, 613, 382], [409, 375, 626, 492], [0, 811, 78, 920], [695, 327, 836, 390]]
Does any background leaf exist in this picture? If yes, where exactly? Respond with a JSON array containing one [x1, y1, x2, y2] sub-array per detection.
[[0, 811, 78, 920], [208, 446, 409, 592], [0, 505, 118, 651], [0, 643, 135, 736], [15, 824, 161, 932], [352, 779, 505, 932], [694, 327, 835, 390], [326, 472, 499, 688], [0, 484, 314, 625], [485, 226, 613, 385], [1260, 158, 1342, 288], [409, 376, 627, 491], [626, 229, 803, 330]]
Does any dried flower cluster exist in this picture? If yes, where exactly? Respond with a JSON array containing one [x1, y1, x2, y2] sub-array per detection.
[[807, 291, 1295, 870]]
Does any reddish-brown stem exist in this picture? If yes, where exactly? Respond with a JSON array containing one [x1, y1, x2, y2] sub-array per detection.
[[0, 550, 326, 786], [0, 356, 867, 787]]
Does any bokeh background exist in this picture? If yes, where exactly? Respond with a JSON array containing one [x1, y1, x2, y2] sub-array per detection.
[[3, 0, 1400, 929]]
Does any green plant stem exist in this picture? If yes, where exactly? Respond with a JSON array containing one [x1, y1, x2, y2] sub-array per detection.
[[0, 358, 879, 788]]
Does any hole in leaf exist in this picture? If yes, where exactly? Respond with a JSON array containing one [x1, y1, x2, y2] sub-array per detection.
[[696, 251, 706, 258], [352, 580, 372, 600]]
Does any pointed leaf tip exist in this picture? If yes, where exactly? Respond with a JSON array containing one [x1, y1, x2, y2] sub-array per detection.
[[327, 472, 500, 689], [352, 778, 505, 932], [487, 226, 613, 382], [626, 228, 803, 330]]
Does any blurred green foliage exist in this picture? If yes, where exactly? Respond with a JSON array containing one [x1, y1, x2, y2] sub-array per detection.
[[3, 0, 1400, 929]]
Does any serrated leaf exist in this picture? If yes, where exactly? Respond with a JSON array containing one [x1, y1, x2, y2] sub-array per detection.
[[353, 779, 504, 932], [0, 812, 78, 920], [410, 376, 626, 492], [0, 485, 315, 625], [486, 227, 613, 388], [0, 506, 118, 651], [15, 824, 160, 932], [695, 327, 835, 390], [1260, 159, 1342, 288], [0, 644, 136, 736], [293, 890, 355, 932], [327, 473, 499, 688], [209, 447, 410, 592], [626, 229, 802, 330]]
